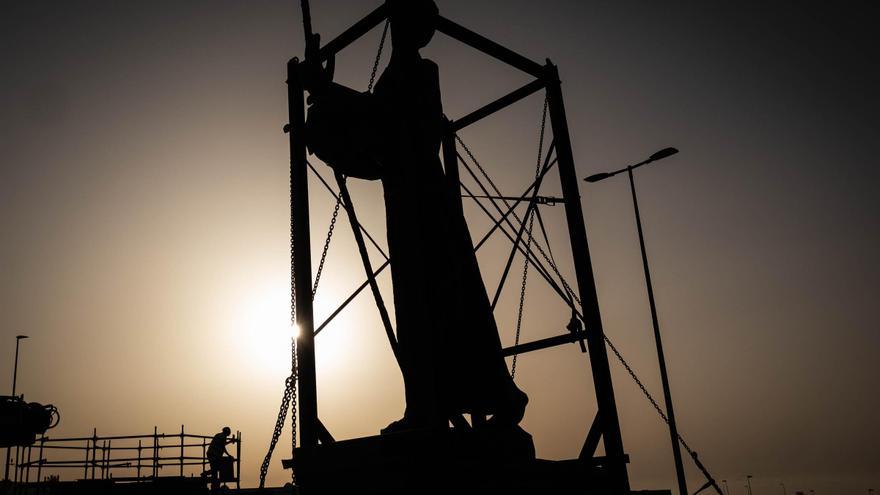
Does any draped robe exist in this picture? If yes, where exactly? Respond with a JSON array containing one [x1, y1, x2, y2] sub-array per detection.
[[305, 53, 525, 425]]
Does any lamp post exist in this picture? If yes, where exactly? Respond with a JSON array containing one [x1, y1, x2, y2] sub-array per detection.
[[722, 479, 730, 495], [584, 147, 685, 495], [747, 475, 754, 495], [11, 335, 28, 397], [781, 482, 787, 495], [5, 335, 29, 482]]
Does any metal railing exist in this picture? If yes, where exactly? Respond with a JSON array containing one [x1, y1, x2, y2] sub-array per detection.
[[8, 425, 240, 489]]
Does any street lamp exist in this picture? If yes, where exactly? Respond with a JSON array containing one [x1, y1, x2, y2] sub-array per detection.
[[722, 479, 730, 495], [5, 335, 29, 482], [584, 147, 686, 495], [781, 481, 787, 495], [11, 335, 29, 397], [747, 475, 754, 495]]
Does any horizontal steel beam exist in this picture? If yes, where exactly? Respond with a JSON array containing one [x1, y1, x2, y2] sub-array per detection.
[[501, 330, 587, 357], [451, 78, 546, 132], [436, 16, 544, 78], [319, 4, 388, 61]]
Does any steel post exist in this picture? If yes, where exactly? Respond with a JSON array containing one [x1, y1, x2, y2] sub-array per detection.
[[627, 167, 688, 495], [288, 58, 319, 452], [544, 61, 629, 492]]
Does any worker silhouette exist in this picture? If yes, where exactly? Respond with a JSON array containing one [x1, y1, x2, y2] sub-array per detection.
[[304, 0, 528, 434], [204, 426, 234, 490]]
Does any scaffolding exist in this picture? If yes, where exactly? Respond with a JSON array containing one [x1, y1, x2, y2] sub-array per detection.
[[7, 426, 240, 489]]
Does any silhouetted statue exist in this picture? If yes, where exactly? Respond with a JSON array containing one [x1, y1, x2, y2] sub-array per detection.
[[304, 0, 527, 434], [204, 426, 234, 490]]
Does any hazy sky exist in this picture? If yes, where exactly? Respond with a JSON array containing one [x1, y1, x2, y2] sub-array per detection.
[[1, 1, 878, 493]]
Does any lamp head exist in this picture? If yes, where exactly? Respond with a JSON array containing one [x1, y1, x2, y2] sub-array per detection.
[[16, 335, 28, 340], [584, 172, 612, 183], [648, 147, 679, 162]]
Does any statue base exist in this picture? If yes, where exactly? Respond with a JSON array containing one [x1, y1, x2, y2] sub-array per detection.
[[287, 424, 631, 494]]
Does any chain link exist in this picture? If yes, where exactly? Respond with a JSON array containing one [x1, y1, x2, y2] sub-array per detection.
[[368, 20, 390, 93], [312, 196, 342, 296], [601, 333, 703, 463], [510, 209, 534, 379], [511, 97, 548, 379], [259, 148, 301, 488]]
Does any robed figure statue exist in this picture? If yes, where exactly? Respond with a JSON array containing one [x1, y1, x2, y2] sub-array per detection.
[[303, 0, 528, 434]]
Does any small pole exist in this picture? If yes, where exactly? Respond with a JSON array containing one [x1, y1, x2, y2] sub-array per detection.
[[201, 438, 206, 476], [101, 441, 107, 479], [105, 440, 112, 479], [13, 446, 19, 483], [180, 425, 184, 477], [91, 428, 97, 480], [235, 431, 241, 490], [36, 436, 44, 483], [747, 475, 754, 495], [137, 440, 142, 480], [5, 335, 29, 482], [83, 438, 89, 480], [152, 426, 158, 478], [24, 444, 32, 483]]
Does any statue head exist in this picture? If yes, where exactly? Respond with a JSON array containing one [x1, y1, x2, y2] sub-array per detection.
[[387, 0, 438, 52]]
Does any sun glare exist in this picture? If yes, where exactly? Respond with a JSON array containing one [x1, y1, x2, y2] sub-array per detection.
[[237, 286, 297, 376], [235, 281, 352, 378]]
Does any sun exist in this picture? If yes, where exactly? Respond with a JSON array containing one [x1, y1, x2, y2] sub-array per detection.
[[236, 284, 298, 377], [234, 279, 353, 378]]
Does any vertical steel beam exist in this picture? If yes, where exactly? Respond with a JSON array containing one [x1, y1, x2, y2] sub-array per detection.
[[288, 58, 319, 451], [36, 436, 43, 483], [543, 61, 630, 493], [235, 431, 241, 490]]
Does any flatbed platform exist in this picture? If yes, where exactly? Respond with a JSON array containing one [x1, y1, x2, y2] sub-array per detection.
[[288, 426, 647, 495]]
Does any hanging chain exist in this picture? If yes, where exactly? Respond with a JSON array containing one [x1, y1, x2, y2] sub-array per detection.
[[260, 23, 392, 489], [368, 20, 390, 92], [510, 209, 534, 379], [312, 197, 341, 296], [259, 127, 301, 489], [511, 97, 548, 379]]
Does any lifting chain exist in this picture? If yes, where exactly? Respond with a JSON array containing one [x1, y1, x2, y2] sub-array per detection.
[[368, 20, 390, 92], [511, 97, 548, 379], [259, 22, 391, 489], [312, 197, 341, 296], [259, 152, 301, 488]]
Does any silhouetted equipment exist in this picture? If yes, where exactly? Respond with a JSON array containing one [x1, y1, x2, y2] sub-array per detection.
[[257, 1, 720, 494], [0, 396, 59, 448], [9, 425, 241, 489]]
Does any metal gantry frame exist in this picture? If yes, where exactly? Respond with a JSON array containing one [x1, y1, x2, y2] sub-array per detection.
[[287, 4, 629, 493]]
